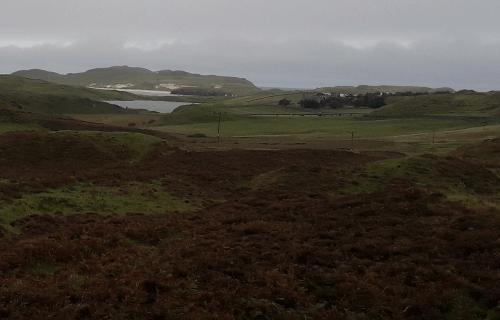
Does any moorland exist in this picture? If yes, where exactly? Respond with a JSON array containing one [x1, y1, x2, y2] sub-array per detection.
[[0, 68, 500, 319]]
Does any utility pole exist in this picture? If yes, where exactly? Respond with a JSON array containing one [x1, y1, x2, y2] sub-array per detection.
[[431, 129, 436, 154], [347, 131, 357, 150], [214, 111, 226, 147]]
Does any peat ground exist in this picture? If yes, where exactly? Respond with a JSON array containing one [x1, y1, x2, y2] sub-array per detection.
[[0, 117, 499, 319]]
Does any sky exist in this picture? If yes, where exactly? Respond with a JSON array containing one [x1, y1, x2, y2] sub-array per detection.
[[1, 0, 500, 91]]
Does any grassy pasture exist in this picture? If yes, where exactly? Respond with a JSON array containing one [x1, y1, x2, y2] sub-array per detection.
[[142, 89, 500, 155], [154, 109, 486, 138]]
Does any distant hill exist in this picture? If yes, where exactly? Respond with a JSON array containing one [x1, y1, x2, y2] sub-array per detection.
[[0, 75, 143, 115], [315, 85, 455, 94], [12, 66, 262, 96]]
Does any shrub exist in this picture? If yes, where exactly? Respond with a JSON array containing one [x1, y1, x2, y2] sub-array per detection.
[[187, 133, 208, 138], [278, 98, 291, 106]]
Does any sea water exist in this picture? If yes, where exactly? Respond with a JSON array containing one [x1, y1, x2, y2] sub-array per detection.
[[104, 100, 190, 113]]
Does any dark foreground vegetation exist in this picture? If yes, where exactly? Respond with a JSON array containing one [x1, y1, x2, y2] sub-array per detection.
[[1, 74, 500, 319], [0, 110, 500, 319]]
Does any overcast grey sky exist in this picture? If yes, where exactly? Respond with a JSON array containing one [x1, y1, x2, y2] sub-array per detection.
[[1, 0, 499, 91]]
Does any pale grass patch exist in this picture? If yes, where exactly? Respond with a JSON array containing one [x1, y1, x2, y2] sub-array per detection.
[[445, 192, 500, 210], [482, 196, 500, 210], [0, 123, 45, 134], [252, 170, 283, 191], [24, 263, 61, 275], [0, 181, 197, 232]]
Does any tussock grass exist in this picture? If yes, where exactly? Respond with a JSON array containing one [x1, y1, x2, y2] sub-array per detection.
[[0, 181, 196, 232], [24, 263, 61, 275], [251, 170, 283, 191], [339, 154, 500, 212], [0, 123, 46, 134]]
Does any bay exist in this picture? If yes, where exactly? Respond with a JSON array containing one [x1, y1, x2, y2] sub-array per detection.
[[104, 100, 190, 113]]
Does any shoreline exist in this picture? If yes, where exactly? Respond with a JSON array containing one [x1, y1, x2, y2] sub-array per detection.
[[90, 87, 174, 97]]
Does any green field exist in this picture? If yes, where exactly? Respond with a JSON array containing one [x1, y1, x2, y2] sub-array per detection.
[[152, 99, 492, 137], [139, 89, 500, 158], [156, 114, 483, 137]]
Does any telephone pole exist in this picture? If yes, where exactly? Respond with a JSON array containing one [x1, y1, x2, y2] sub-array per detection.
[[214, 111, 226, 147], [347, 131, 357, 151]]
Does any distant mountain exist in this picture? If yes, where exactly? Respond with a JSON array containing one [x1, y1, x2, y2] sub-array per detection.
[[315, 85, 455, 94], [12, 66, 262, 96]]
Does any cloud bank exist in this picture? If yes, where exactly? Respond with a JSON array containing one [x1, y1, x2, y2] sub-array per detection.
[[1, 0, 500, 90]]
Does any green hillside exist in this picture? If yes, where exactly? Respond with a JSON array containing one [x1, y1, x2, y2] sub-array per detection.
[[12, 66, 262, 96], [372, 90, 500, 117], [0, 75, 142, 115]]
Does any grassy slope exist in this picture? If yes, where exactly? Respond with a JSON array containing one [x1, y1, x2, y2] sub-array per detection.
[[0, 75, 144, 115], [372, 91, 500, 117]]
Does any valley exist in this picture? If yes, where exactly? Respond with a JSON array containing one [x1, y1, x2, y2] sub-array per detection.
[[0, 69, 499, 319]]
